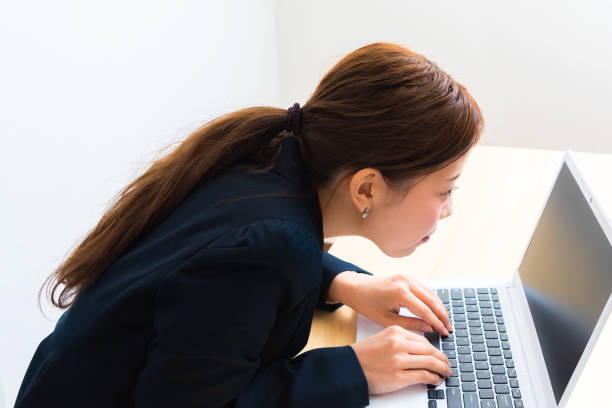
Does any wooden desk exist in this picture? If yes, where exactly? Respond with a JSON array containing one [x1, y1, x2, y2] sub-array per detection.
[[299, 145, 612, 406]]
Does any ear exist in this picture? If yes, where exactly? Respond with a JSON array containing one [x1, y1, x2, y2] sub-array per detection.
[[348, 168, 386, 214]]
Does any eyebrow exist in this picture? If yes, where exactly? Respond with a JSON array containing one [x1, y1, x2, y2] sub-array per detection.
[[447, 173, 461, 181]]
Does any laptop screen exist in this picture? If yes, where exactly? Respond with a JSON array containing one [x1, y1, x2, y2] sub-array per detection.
[[519, 161, 612, 403]]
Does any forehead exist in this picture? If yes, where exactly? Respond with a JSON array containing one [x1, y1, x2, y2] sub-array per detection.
[[414, 151, 471, 187]]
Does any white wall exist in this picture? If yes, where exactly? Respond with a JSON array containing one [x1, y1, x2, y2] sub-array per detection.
[[0, 1, 280, 406], [276, 0, 612, 153]]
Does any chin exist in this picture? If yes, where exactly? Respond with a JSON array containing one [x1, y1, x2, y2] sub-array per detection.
[[380, 245, 417, 258]]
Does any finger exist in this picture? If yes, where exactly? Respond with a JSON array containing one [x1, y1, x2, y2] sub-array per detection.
[[404, 292, 449, 336], [399, 369, 444, 386], [386, 324, 430, 344], [390, 314, 434, 333], [404, 339, 451, 367], [399, 354, 453, 378], [411, 281, 452, 333]]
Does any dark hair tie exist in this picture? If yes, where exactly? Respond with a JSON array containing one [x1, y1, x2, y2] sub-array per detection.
[[286, 102, 302, 137]]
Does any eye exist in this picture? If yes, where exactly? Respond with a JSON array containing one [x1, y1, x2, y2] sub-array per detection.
[[442, 185, 460, 197]]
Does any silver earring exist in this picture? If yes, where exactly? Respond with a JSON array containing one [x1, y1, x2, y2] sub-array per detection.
[[362, 207, 369, 219]]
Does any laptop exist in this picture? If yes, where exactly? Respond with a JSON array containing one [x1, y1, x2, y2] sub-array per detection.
[[357, 151, 612, 407]]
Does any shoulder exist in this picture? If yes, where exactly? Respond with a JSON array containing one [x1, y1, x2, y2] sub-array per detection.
[[197, 219, 321, 270], [160, 219, 323, 302]]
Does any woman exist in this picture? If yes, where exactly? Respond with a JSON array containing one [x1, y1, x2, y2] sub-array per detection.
[[16, 42, 483, 407]]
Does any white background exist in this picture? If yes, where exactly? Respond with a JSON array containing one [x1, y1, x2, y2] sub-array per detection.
[[1, 1, 610, 406]]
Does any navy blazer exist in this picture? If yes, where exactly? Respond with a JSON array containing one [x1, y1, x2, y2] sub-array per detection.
[[16, 135, 374, 408]]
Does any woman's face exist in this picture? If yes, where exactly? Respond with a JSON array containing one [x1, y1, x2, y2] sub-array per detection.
[[359, 150, 471, 258]]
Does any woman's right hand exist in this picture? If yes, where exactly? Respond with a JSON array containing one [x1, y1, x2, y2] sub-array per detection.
[[350, 325, 452, 395]]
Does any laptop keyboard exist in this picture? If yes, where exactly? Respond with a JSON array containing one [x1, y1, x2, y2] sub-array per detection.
[[424, 288, 524, 408]]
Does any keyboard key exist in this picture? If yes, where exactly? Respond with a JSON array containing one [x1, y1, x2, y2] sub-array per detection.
[[480, 308, 493, 316], [467, 312, 480, 320], [490, 288, 498, 294], [471, 335, 484, 343], [491, 294, 499, 301], [454, 314, 467, 322], [493, 301, 501, 309], [459, 355, 473, 363], [496, 394, 513, 408], [511, 389, 521, 399], [469, 320, 481, 327], [514, 399, 524, 408], [465, 298, 477, 305], [463, 392, 479, 408], [470, 327, 483, 335], [478, 294, 490, 301], [446, 377, 460, 387], [437, 289, 450, 303], [488, 348, 502, 356], [428, 400, 437, 408], [444, 350, 457, 359], [497, 317, 504, 324], [453, 307, 465, 314], [446, 387, 462, 408], [475, 361, 489, 370], [479, 389, 494, 399], [505, 360, 515, 368], [483, 323, 496, 331], [456, 329, 469, 337], [428, 389, 437, 399], [495, 309, 503, 317], [442, 334, 455, 342], [451, 288, 463, 300], [464, 288, 476, 297], [451, 368, 459, 377], [449, 359, 457, 368], [502, 341, 511, 350], [509, 378, 519, 388], [474, 352, 488, 361], [455, 322, 468, 329], [493, 374, 508, 384], [461, 372, 475, 382], [500, 333, 508, 341], [458, 346, 471, 354], [477, 288, 489, 294], [436, 389, 445, 399], [495, 384, 510, 394], [479, 301, 492, 308], [491, 365, 506, 374], [490, 357, 504, 365], [452, 300, 464, 307], [472, 343, 486, 352], [462, 383, 477, 392], [460, 363, 474, 372], [482, 316, 495, 323], [477, 379, 492, 389], [427, 383, 436, 389], [486, 339, 501, 348], [507, 369, 517, 378], [476, 370, 491, 379], [485, 331, 499, 339], [442, 342, 455, 350], [457, 338, 470, 346], [466, 304, 479, 312], [480, 400, 495, 408], [498, 325, 506, 333]]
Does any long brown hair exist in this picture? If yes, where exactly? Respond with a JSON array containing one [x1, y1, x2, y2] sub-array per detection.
[[41, 42, 484, 309]]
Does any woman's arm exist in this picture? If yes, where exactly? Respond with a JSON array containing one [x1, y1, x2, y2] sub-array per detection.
[[132, 222, 370, 407]]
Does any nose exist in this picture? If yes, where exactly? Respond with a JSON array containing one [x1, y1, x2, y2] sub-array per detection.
[[439, 196, 453, 220]]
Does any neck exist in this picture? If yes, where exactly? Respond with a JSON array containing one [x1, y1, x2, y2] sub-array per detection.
[[316, 182, 362, 239]]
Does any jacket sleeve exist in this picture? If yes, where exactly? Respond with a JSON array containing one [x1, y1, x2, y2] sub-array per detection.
[[317, 251, 374, 312], [132, 222, 370, 408]]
